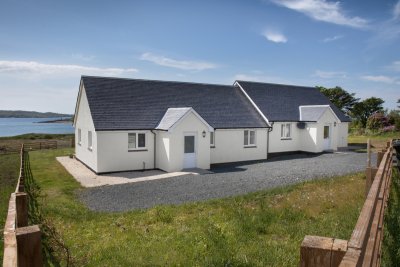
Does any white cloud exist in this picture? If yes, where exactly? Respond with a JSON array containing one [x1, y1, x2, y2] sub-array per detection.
[[0, 60, 138, 76], [271, 0, 368, 28], [140, 52, 218, 71], [361, 75, 397, 84], [387, 61, 400, 72], [262, 30, 288, 43], [394, 1, 400, 20], [322, 35, 343, 42], [314, 70, 346, 78]]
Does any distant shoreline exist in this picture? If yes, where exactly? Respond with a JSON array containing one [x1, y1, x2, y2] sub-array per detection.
[[36, 118, 73, 124]]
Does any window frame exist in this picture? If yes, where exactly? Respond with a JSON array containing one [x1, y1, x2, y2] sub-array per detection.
[[128, 132, 147, 151], [78, 128, 82, 146], [280, 123, 292, 140], [210, 131, 215, 147], [244, 130, 256, 147], [88, 130, 92, 151]]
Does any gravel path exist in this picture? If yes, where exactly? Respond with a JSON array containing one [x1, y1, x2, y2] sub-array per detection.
[[78, 152, 375, 212]]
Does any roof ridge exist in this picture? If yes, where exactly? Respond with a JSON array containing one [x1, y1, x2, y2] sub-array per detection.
[[236, 80, 315, 90], [82, 75, 233, 88]]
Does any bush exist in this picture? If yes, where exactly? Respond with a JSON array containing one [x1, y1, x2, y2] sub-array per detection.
[[366, 113, 388, 132]]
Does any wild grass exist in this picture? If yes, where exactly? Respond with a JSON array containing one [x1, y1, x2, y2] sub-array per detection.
[[348, 132, 400, 145], [27, 148, 366, 266], [382, 167, 400, 266], [0, 153, 20, 263]]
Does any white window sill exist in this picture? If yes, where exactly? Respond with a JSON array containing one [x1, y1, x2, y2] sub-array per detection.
[[210, 145, 215, 148], [280, 138, 292, 140], [88, 147, 93, 151], [128, 148, 148, 152], [244, 145, 257, 148], [78, 142, 81, 146]]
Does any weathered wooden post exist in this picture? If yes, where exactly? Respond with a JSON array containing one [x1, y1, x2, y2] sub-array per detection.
[[16, 225, 43, 267], [365, 139, 378, 197], [300, 235, 348, 267], [15, 192, 28, 227]]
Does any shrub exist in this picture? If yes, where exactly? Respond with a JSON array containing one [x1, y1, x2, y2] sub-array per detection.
[[366, 112, 388, 132]]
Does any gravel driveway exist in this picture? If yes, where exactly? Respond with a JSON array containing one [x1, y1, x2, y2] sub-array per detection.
[[79, 152, 375, 212]]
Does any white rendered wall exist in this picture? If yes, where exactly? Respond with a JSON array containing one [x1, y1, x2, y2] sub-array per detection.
[[74, 86, 98, 172], [96, 131, 154, 173], [337, 122, 349, 147], [167, 112, 211, 171], [210, 129, 268, 164], [155, 130, 170, 172], [314, 108, 339, 151], [268, 122, 301, 153], [300, 123, 319, 153], [268, 109, 343, 154]]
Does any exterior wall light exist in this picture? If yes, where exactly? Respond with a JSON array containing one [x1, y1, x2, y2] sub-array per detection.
[[202, 130, 206, 138]]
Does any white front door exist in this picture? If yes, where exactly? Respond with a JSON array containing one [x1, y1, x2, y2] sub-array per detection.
[[323, 124, 331, 150], [183, 134, 196, 168]]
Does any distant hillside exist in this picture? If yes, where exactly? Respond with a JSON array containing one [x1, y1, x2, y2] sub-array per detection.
[[0, 110, 73, 118]]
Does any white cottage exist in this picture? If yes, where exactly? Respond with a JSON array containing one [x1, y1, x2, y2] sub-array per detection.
[[73, 76, 350, 174]]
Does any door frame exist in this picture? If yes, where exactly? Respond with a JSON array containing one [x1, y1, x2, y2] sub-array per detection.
[[323, 124, 331, 150], [183, 132, 197, 168]]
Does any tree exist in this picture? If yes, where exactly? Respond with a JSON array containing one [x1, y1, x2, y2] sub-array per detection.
[[397, 98, 400, 109], [351, 97, 384, 128], [317, 86, 359, 116]]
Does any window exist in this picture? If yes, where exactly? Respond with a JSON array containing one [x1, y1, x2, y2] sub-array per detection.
[[281, 123, 291, 139], [184, 136, 195, 153], [324, 126, 330, 139], [78, 129, 81, 145], [210, 132, 215, 147], [244, 130, 256, 146], [128, 133, 146, 150], [88, 131, 92, 150]]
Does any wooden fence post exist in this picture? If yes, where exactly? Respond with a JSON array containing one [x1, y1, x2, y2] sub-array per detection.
[[300, 236, 348, 267], [377, 151, 384, 167], [365, 167, 378, 198], [15, 192, 28, 227], [16, 225, 43, 267]]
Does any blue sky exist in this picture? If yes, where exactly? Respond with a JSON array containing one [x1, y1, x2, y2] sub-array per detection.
[[0, 0, 399, 113]]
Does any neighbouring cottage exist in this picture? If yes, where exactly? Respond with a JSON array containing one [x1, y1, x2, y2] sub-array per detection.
[[73, 76, 350, 173]]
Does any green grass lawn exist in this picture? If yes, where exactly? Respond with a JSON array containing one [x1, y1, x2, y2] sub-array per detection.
[[348, 132, 400, 145], [0, 153, 20, 263], [27, 148, 366, 266]]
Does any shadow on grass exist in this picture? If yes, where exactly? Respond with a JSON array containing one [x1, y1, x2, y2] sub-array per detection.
[[382, 166, 400, 266], [24, 152, 71, 266]]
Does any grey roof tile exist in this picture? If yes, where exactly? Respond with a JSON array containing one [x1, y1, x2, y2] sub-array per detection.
[[155, 107, 191, 130], [237, 81, 351, 122], [81, 76, 268, 130]]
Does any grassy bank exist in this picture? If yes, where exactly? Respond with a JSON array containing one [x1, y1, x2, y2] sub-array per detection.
[[28, 148, 366, 266], [348, 132, 400, 144], [382, 167, 400, 266], [0, 153, 20, 263]]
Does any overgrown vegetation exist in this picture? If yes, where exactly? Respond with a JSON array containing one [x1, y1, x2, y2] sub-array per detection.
[[27, 148, 366, 266], [318, 86, 400, 135], [382, 167, 400, 266], [0, 153, 20, 263]]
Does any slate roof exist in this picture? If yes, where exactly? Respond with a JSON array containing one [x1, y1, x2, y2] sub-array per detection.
[[236, 81, 351, 122], [299, 105, 331, 122], [80, 76, 268, 131]]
